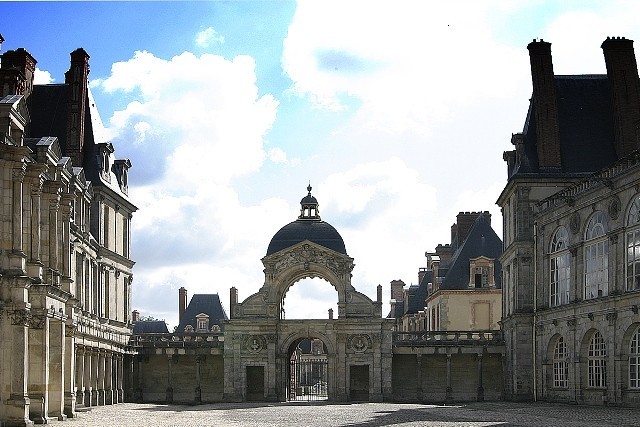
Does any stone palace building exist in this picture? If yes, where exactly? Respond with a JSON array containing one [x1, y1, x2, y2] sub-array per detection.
[[2, 33, 640, 426], [1, 44, 136, 425]]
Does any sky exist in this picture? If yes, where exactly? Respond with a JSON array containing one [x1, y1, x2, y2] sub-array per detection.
[[3, 0, 640, 329]]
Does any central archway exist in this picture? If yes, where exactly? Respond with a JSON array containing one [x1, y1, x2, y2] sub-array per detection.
[[282, 277, 338, 319], [287, 337, 329, 401], [223, 186, 392, 402]]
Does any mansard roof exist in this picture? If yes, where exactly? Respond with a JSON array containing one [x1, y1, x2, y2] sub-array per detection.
[[176, 293, 228, 332], [404, 270, 431, 315], [514, 75, 617, 177]]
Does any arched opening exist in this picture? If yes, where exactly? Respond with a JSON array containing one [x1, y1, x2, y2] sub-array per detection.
[[287, 337, 329, 401], [281, 277, 338, 319]]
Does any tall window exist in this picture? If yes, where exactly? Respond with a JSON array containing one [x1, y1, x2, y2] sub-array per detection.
[[584, 212, 609, 299], [550, 227, 571, 306], [588, 331, 606, 388], [631, 327, 640, 389], [627, 195, 640, 291], [553, 337, 568, 388]]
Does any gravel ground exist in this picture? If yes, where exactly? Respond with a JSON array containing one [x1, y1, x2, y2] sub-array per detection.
[[50, 401, 640, 427]]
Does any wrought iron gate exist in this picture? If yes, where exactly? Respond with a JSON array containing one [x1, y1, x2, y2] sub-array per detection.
[[289, 357, 328, 401]]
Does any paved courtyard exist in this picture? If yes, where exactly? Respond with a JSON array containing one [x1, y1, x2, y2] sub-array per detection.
[[53, 401, 640, 427]]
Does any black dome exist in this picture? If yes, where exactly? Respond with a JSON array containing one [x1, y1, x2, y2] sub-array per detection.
[[266, 220, 347, 256]]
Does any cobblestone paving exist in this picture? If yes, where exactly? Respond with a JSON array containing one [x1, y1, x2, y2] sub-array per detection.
[[55, 401, 640, 427]]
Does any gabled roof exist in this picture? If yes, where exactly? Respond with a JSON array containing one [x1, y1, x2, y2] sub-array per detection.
[[514, 75, 617, 176], [440, 214, 503, 290], [132, 320, 169, 334], [177, 294, 228, 332]]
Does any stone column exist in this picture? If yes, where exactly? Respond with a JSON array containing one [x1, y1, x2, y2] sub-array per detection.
[[445, 353, 453, 403], [27, 175, 44, 279], [195, 356, 202, 403], [476, 353, 484, 401], [117, 354, 125, 403], [416, 354, 423, 402], [60, 196, 73, 294], [28, 310, 50, 424], [135, 355, 144, 402], [104, 352, 113, 404], [166, 355, 174, 403], [75, 346, 85, 407], [90, 349, 99, 406], [83, 349, 92, 406], [10, 166, 27, 273], [49, 317, 66, 420], [97, 350, 106, 405], [5, 307, 32, 426], [50, 194, 61, 286]]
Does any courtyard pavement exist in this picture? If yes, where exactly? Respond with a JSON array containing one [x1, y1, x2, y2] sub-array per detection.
[[53, 401, 640, 427]]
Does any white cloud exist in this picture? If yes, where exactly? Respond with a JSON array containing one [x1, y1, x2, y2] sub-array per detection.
[[195, 27, 225, 48], [33, 68, 54, 84]]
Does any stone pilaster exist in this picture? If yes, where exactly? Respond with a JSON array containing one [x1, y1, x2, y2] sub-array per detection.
[[28, 310, 50, 424], [48, 317, 66, 420]]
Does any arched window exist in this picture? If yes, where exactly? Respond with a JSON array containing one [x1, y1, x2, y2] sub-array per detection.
[[584, 212, 609, 299], [588, 331, 606, 388], [550, 227, 571, 306], [553, 336, 568, 388], [630, 327, 640, 389], [626, 196, 640, 291]]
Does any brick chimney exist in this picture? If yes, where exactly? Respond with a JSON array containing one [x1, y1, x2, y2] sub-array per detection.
[[454, 212, 481, 248], [528, 39, 561, 170], [435, 244, 453, 265], [178, 287, 187, 324], [601, 37, 640, 158], [131, 310, 140, 322], [64, 48, 90, 167], [0, 48, 37, 98]]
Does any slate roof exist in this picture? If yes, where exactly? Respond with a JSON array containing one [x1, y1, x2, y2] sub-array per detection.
[[266, 220, 347, 256], [26, 84, 132, 202], [132, 320, 169, 334], [405, 270, 431, 315], [439, 214, 503, 290], [176, 294, 228, 332], [514, 75, 618, 177]]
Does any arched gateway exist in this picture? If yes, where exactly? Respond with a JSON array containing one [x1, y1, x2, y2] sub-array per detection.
[[223, 186, 394, 402]]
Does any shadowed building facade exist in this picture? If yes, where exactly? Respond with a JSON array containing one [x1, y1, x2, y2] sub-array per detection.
[[499, 37, 640, 405]]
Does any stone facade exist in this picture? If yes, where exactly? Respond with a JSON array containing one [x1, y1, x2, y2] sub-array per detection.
[[0, 46, 136, 425], [499, 37, 640, 405]]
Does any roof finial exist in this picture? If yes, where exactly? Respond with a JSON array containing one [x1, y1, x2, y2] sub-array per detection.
[[307, 182, 312, 195]]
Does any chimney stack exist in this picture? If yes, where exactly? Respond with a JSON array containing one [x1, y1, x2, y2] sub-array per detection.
[[601, 37, 640, 158], [64, 48, 90, 167], [131, 310, 140, 322], [0, 48, 37, 98], [178, 287, 187, 323], [528, 39, 562, 170], [229, 287, 238, 319]]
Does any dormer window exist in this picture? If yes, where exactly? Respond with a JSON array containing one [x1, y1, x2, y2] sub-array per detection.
[[113, 159, 132, 195], [195, 313, 209, 332], [96, 142, 114, 182], [469, 256, 495, 288]]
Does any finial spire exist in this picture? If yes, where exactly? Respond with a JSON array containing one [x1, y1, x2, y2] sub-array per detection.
[[307, 182, 312, 195]]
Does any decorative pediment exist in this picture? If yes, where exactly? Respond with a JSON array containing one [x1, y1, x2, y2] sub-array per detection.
[[263, 241, 354, 279]]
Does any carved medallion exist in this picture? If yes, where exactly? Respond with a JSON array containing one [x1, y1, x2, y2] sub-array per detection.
[[348, 334, 371, 353], [243, 335, 267, 354]]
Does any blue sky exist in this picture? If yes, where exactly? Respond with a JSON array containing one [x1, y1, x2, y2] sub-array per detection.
[[3, 1, 640, 328]]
